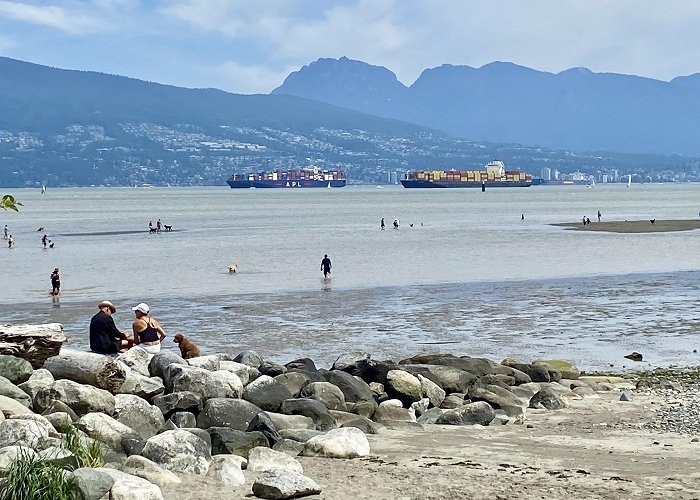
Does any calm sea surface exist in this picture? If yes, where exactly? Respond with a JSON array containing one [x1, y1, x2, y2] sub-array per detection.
[[1, 184, 699, 370]]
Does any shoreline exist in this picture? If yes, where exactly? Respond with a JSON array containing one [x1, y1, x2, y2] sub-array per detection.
[[552, 219, 700, 233]]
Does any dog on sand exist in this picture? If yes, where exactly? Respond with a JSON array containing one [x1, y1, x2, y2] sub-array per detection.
[[164, 224, 173, 231], [149, 227, 158, 233], [173, 333, 201, 359], [228, 263, 238, 274], [650, 219, 656, 225]]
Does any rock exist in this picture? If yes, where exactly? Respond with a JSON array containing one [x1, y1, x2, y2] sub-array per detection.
[[152, 391, 202, 418], [248, 446, 303, 473], [259, 361, 287, 377], [323, 370, 376, 406], [416, 374, 445, 408], [435, 401, 495, 426], [278, 429, 324, 443], [501, 361, 550, 383], [0, 419, 48, 448], [10, 413, 57, 436], [98, 468, 164, 500], [620, 391, 633, 402], [44, 411, 73, 433], [181, 428, 211, 450], [243, 376, 292, 412], [16, 369, 54, 403], [41, 400, 78, 421], [247, 411, 282, 446], [70, 467, 116, 500], [0, 394, 34, 417], [116, 368, 165, 400], [385, 370, 422, 406], [572, 386, 600, 398], [208, 427, 269, 457], [187, 355, 221, 371], [491, 365, 532, 384], [232, 350, 263, 368], [272, 439, 305, 456], [37, 446, 77, 468], [219, 361, 260, 386], [0, 377, 32, 408], [280, 398, 336, 431], [116, 347, 152, 377], [164, 364, 236, 400], [34, 379, 115, 417], [372, 406, 416, 424], [468, 385, 526, 418], [274, 372, 310, 397], [341, 418, 386, 435], [210, 370, 244, 398], [196, 397, 262, 430], [170, 411, 196, 428], [354, 359, 400, 385], [114, 394, 164, 440], [401, 364, 476, 393], [206, 454, 246, 485], [300, 381, 346, 411], [378, 399, 403, 408], [533, 359, 580, 380], [148, 352, 186, 380], [417, 407, 444, 424], [368, 382, 384, 395], [77, 412, 143, 453], [141, 429, 211, 475], [266, 412, 315, 431], [122, 433, 147, 456], [119, 455, 182, 487], [0, 446, 38, 472], [624, 352, 643, 362], [284, 358, 317, 373], [331, 352, 371, 372], [529, 388, 567, 410], [528, 363, 562, 382], [344, 400, 377, 419], [440, 395, 465, 409], [252, 468, 321, 499], [0, 354, 34, 384], [400, 354, 494, 377], [302, 427, 370, 458]]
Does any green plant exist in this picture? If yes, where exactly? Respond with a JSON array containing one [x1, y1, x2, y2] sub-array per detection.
[[0, 454, 76, 500], [61, 426, 104, 469]]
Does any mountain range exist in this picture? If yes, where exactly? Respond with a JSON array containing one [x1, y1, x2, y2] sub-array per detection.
[[0, 56, 697, 187], [273, 57, 700, 156]]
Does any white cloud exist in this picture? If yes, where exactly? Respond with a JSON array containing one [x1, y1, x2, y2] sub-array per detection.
[[216, 61, 297, 94], [0, 0, 108, 34]]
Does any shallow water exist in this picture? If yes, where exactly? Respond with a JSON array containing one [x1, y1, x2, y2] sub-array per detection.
[[1, 184, 699, 370]]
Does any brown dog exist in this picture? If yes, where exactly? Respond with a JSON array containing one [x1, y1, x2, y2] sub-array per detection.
[[173, 333, 201, 359]]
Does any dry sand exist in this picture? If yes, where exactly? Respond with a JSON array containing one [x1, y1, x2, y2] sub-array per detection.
[[162, 390, 700, 500], [552, 219, 700, 233]]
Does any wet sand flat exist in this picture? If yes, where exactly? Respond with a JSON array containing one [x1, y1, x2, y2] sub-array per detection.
[[553, 219, 700, 233]]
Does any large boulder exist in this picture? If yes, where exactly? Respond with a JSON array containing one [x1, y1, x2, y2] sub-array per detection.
[[70, 467, 116, 500], [534, 359, 580, 380], [371, 406, 416, 424], [163, 365, 233, 400], [116, 347, 151, 377], [114, 394, 164, 440], [196, 398, 262, 431], [385, 370, 422, 406], [205, 455, 245, 485], [219, 361, 260, 386], [115, 368, 165, 400], [468, 385, 526, 418], [266, 412, 315, 431], [210, 370, 244, 398], [119, 455, 182, 487], [299, 382, 346, 411], [208, 427, 269, 457], [435, 401, 495, 426], [491, 364, 532, 384], [141, 429, 211, 475], [400, 354, 494, 377], [147, 352, 186, 380], [16, 369, 54, 403], [77, 412, 142, 453], [401, 364, 476, 393], [280, 399, 335, 431], [331, 352, 371, 373], [0, 394, 34, 417], [97, 468, 164, 500], [273, 372, 310, 397], [0, 355, 33, 385], [3, 378, 34, 408], [501, 361, 551, 383], [0, 419, 48, 448], [252, 469, 321, 499], [232, 351, 263, 368], [186, 355, 220, 371], [284, 358, 317, 373], [529, 388, 567, 410], [323, 371, 376, 405], [34, 379, 115, 417], [302, 427, 370, 458], [243, 376, 292, 412], [416, 374, 445, 408], [152, 391, 202, 418], [248, 446, 303, 473], [170, 412, 196, 428], [247, 412, 282, 446]]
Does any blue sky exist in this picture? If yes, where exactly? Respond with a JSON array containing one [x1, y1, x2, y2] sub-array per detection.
[[2, 0, 700, 94]]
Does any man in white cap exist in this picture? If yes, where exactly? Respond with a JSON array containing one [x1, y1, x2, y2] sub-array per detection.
[[89, 301, 133, 354]]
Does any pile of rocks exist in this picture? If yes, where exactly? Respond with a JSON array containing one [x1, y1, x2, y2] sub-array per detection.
[[0, 345, 616, 499]]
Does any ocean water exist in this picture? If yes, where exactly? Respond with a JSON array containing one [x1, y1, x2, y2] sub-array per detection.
[[1, 184, 699, 370]]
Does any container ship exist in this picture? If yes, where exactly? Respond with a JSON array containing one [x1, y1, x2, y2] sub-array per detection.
[[400, 161, 532, 188], [227, 168, 346, 188]]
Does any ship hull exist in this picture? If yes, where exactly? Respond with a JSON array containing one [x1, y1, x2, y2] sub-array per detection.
[[401, 180, 532, 188], [227, 179, 347, 189]]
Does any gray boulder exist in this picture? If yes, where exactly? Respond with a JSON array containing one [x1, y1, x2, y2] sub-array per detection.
[[34, 379, 115, 417], [272, 439, 305, 456], [163, 364, 232, 400], [331, 352, 371, 372], [210, 370, 244, 398], [385, 370, 422, 406], [491, 364, 532, 384], [248, 446, 303, 473], [440, 394, 466, 409], [371, 406, 416, 424], [0, 355, 33, 385], [77, 412, 142, 453], [141, 429, 211, 475], [116, 347, 151, 377], [0, 419, 48, 448], [41, 400, 78, 421], [274, 372, 310, 397], [114, 394, 164, 440], [323, 370, 376, 405], [148, 352, 186, 380], [468, 385, 526, 418], [205, 455, 245, 485], [400, 354, 494, 377], [266, 412, 315, 431], [16, 369, 54, 404], [280, 399, 335, 431], [115, 368, 165, 400], [529, 388, 567, 410], [119, 455, 182, 487], [401, 364, 476, 393], [186, 355, 220, 371], [208, 427, 269, 457], [0, 446, 38, 472], [435, 401, 495, 426], [152, 391, 202, 418], [170, 411, 196, 428], [502, 361, 550, 383], [284, 358, 317, 373], [1, 377, 33, 408], [259, 361, 287, 377], [232, 350, 263, 368], [0, 394, 33, 417], [252, 468, 321, 499], [299, 382, 346, 411], [70, 467, 116, 500], [44, 411, 73, 433], [219, 361, 260, 386], [302, 427, 370, 458], [277, 429, 324, 442], [97, 468, 164, 500], [416, 407, 444, 424], [196, 398, 262, 430], [417, 374, 445, 408], [243, 376, 292, 412], [246, 411, 282, 445]]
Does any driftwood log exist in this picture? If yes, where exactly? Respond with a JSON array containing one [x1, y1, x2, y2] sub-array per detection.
[[0, 323, 66, 369], [43, 348, 126, 393]]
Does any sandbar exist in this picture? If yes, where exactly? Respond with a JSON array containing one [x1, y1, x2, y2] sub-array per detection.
[[552, 219, 700, 233]]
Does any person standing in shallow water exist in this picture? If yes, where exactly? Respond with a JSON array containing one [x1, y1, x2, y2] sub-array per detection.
[[380, 218, 385, 230], [42, 234, 48, 248], [321, 254, 332, 278], [598, 210, 602, 223], [50, 268, 60, 295]]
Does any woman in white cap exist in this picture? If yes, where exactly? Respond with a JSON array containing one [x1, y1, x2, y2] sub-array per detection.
[[131, 303, 166, 354]]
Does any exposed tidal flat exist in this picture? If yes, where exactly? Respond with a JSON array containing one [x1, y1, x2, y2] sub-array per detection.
[[1, 184, 699, 371]]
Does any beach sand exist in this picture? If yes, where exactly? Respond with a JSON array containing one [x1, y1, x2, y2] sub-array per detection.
[[162, 390, 700, 500], [553, 219, 700, 233]]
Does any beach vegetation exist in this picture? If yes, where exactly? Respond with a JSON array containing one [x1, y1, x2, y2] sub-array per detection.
[[0, 453, 77, 500], [1, 195, 22, 212], [61, 425, 104, 468]]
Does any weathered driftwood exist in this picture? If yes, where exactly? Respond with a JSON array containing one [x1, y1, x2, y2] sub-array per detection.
[[0, 323, 66, 369], [43, 348, 126, 393]]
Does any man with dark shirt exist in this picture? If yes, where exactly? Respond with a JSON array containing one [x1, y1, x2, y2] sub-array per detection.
[[90, 301, 132, 354], [321, 254, 332, 278]]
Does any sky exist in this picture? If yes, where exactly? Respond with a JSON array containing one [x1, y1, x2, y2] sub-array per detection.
[[2, 0, 700, 94]]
